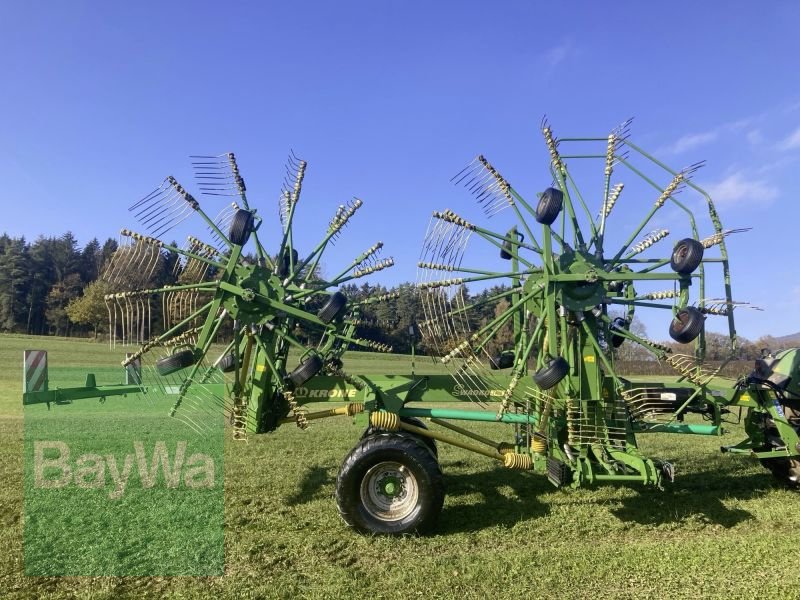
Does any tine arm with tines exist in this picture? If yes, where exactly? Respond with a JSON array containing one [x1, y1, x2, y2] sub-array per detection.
[[624, 229, 670, 258], [207, 203, 239, 251], [278, 152, 307, 235], [454, 155, 541, 251], [700, 227, 751, 248], [191, 153, 248, 204], [131, 179, 193, 238], [432, 209, 540, 265], [286, 199, 363, 284], [119, 229, 225, 270], [328, 241, 384, 283], [610, 162, 704, 263], [600, 120, 633, 243]]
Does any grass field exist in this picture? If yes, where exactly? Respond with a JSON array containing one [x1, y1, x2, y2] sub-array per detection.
[[1, 333, 799, 598]]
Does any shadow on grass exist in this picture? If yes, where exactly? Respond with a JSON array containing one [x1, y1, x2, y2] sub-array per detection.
[[285, 459, 553, 532], [286, 464, 338, 505], [437, 464, 552, 533], [611, 470, 775, 528]]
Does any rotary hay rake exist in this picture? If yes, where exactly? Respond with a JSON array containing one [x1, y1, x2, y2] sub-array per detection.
[[23, 121, 800, 535]]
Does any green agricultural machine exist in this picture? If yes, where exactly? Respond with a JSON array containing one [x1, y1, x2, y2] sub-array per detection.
[[23, 121, 800, 535]]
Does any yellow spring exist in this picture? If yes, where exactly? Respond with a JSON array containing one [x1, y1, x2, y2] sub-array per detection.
[[503, 453, 532, 470], [496, 442, 516, 455], [432, 209, 476, 230], [353, 258, 394, 277], [500, 372, 520, 412], [531, 435, 547, 454], [631, 229, 669, 254], [419, 278, 464, 290], [605, 134, 616, 176], [120, 229, 163, 247], [541, 126, 564, 173], [654, 172, 685, 208], [187, 235, 219, 256], [346, 403, 365, 417], [291, 160, 307, 203], [294, 411, 309, 430], [602, 183, 624, 218], [642, 290, 678, 300], [370, 411, 400, 431], [441, 340, 470, 364], [355, 339, 393, 353], [358, 291, 400, 306], [417, 261, 455, 271], [477, 155, 514, 204], [167, 176, 199, 209], [354, 242, 384, 266], [231, 396, 248, 441], [329, 199, 363, 234]]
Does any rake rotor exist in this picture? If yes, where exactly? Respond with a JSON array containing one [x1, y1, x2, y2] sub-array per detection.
[[103, 152, 392, 438], [417, 118, 746, 485]]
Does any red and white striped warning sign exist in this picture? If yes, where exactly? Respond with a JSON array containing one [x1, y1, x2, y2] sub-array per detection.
[[23, 350, 48, 393]]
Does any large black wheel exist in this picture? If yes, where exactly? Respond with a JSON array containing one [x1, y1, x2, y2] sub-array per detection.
[[610, 317, 629, 348], [228, 209, 255, 246], [670, 238, 704, 275], [500, 228, 522, 260], [362, 417, 438, 458], [261, 390, 291, 433], [156, 349, 196, 376], [533, 356, 569, 389], [217, 353, 236, 373], [277, 248, 299, 278], [318, 291, 348, 324], [535, 187, 563, 225], [336, 433, 445, 535], [287, 354, 323, 387], [759, 400, 800, 488], [669, 307, 704, 344], [489, 350, 515, 370]]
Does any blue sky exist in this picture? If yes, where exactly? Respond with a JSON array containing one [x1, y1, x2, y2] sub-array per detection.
[[2, 1, 799, 341]]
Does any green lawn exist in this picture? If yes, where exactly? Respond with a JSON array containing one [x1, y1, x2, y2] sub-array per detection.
[[1, 334, 798, 598]]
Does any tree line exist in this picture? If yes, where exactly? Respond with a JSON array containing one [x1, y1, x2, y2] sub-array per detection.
[[0, 231, 784, 361]]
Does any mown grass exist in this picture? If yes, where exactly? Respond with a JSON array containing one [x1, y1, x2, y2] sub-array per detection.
[[1, 334, 799, 598]]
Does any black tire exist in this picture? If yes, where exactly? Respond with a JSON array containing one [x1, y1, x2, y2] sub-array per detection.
[[500, 228, 520, 260], [759, 401, 800, 489], [156, 349, 196, 376], [668, 307, 704, 344], [533, 356, 569, 389], [362, 417, 438, 458], [610, 317, 629, 348], [336, 433, 445, 535], [261, 390, 291, 433], [670, 238, 704, 275], [277, 249, 299, 278], [489, 351, 514, 370], [287, 354, 323, 387], [318, 291, 348, 324], [217, 353, 236, 373], [535, 187, 563, 225], [228, 209, 255, 246]]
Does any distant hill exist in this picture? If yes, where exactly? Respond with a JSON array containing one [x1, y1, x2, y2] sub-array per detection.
[[775, 332, 800, 345]]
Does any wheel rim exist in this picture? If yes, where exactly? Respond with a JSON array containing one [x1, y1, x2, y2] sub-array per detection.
[[360, 461, 419, 521]]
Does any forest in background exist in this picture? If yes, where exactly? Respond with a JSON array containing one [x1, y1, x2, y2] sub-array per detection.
[[0, 231, 786, 360]]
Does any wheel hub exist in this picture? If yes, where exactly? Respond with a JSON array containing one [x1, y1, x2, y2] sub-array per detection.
[[360, 462, 419, 521]]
